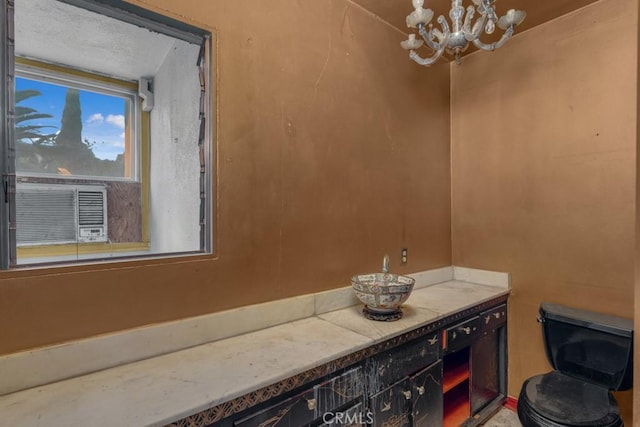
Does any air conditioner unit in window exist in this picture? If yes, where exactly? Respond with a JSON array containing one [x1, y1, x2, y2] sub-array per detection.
[[16, 183, 108, 246]]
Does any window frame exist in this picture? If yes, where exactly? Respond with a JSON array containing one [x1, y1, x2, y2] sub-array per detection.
[[1, 0, 214, 269], [1, 0, 16, 269], [13, 58, 151, 262], [14, 57, 142, 182]]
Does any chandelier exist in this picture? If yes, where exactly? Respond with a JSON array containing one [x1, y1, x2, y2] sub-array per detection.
[[400, 0, 526, 66]]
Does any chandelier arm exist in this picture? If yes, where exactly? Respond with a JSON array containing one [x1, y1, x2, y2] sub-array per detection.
[[467, 12, 487, 41], [462, 6, 476, 40], [472, 25, 514, 51], [432, 28, 446, 42], [417, 24, 440, 51], [409, 45, 447, 67], [409, 25, 448, 66], [417, 16, 449, 51], [438, 14, 451, 37]]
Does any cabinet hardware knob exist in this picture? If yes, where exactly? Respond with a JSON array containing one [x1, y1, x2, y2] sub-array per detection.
[[459, 326, 471, 335], [307, 398, 317, 410], [416, 386, 425, 395], [403, 390, 412, 400]]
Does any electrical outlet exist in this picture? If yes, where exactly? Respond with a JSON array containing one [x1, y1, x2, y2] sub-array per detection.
[[401, 248, 408, 265]]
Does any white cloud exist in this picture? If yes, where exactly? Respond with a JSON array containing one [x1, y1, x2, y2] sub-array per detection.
[[86, 113, 104, 124], [106, 114, 125, 129]]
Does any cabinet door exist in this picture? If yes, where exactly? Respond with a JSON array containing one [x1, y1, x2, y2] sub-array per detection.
[[470, 327, 504, 414], [369, 378, 411, 427], [411, 360, 443, 427]]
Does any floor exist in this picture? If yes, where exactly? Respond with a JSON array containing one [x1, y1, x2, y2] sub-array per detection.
[[482, 407, 523, 426]]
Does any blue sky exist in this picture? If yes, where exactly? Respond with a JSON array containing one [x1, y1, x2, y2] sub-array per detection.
[[15, 76, 127, 161]]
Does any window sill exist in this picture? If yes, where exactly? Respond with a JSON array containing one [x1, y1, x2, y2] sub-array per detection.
[[17, 242, 151, 264]]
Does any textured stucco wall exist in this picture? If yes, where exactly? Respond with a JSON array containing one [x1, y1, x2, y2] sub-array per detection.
[[15, 0, 174, 80], [149, 39, 202, 253]]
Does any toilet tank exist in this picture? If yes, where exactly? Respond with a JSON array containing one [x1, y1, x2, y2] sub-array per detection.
[[540, 302, 633, 391]]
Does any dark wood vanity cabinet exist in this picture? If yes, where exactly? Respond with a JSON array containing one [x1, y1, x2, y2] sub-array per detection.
[[366, 335, 442, 427], [442, 303, 508, 426], [209, 299, 507, 427]]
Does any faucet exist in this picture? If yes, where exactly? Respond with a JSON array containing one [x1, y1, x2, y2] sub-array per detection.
[[382, 254, 390, 274]]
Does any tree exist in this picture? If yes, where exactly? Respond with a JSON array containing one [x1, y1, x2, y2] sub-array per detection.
[[55, 88, 83, 149], [15, 85, 121, 177], [15, 89, 57, 144]]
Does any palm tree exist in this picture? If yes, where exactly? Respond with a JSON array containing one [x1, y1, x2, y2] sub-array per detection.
[[15, 89, 57, 144]]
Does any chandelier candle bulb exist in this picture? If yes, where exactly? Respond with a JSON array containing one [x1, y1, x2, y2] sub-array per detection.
[[400, 34, 424, 51], [401, 0, 526, 66], [406, 0, 434, 28]]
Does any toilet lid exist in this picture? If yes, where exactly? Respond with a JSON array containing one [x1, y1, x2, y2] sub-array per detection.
[[521, 372, 619, 426]]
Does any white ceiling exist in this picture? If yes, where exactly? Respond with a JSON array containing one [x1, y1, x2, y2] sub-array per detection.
[[15, 0, 177, 81]]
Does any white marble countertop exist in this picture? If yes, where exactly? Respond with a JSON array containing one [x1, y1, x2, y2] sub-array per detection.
[[0, 279, 508, 427]]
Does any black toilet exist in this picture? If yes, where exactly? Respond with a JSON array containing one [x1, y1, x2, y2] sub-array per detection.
[[517, 303, 633, 427]]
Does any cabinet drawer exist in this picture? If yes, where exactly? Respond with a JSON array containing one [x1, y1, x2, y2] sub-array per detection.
[[480, 304, 507, 333], [367, 334, 440, 394], [314, 366, 364, 414], [445, 316, 481, 353], [233, 388, 315, 427], [232, 368, 363, 427]]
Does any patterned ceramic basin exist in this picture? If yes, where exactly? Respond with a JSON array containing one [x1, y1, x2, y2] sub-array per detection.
[[351, 272, 415, 313]]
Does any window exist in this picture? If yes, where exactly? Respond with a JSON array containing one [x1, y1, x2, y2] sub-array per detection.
[[0, 0, 213, 268], [15, 61, 138, 180]]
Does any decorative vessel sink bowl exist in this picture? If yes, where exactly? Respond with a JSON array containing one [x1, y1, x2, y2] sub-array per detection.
[[351, 255, 415, 321]]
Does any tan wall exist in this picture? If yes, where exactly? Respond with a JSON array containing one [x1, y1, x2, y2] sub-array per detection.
[[0, 0, 452, 354], [636, 2, 640, 423], [451, 0, 636, 422]]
